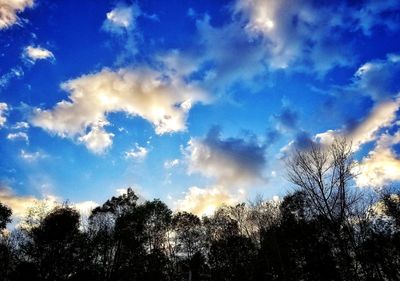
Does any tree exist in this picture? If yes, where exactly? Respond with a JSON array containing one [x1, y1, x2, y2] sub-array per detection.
[[285, 138, 361, 279], [24, 205, 83, 281], [171, 212, 206, 280], [0, 203, 12, 281], [286, 138, 357, 225], [0, 202, 12, 231]]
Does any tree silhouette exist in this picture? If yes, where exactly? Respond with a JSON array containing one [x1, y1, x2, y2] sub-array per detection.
[[0, 160, 399, 281]]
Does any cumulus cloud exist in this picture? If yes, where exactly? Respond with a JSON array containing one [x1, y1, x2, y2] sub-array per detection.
[[78, 121, 114, 154], [7, 132, 29, 143], [357, 132, 400, 188], [186, 128, 267, 186], [0, 102, 8, 127], [31, 67, 207, 153], [124, 143, 148, 160], [177, 129, 267, 215], [0, 0, 33, 29], [23, 46, 54, 62], [175, 185, 243, 216]]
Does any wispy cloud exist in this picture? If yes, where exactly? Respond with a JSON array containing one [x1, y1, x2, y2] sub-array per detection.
[[20, 149, 47, 162], [0, 67, 24, 89], [103, 3, 138, 33]]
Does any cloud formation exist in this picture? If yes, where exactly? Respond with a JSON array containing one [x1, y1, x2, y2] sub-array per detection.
[[354, 54, 400, 101], [0, 102, 7, 127], [314, 54, 400, 150], [124, 143, 148, 160], [0, 67, 24, 88], [164, 159, 180, 169], [178, 128, 267, 216], [316, 99, 400, 150], [233, 0, 399, 73], [0, 186, 56, 218], [0, 186, 99, 223], [103, 3, 137, 33], [175, 185, 241, 216], [0, 0, 33, 29], [186, 128, 267, 186], [31, 67, 207, 153], [357, 132, 400, 188], [7, 132, 29, 143], [23, 45, 54, 62], [20, 149, 46, 162]]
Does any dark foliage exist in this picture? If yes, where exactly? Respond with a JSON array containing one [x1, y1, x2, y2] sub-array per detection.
[[0, 143, 399, 280]]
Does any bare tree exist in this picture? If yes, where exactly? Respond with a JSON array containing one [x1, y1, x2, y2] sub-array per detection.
[[286, 138, 365, 279], [286, 138, 358, 226]]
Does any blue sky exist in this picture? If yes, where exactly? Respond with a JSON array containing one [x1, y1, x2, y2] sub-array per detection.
[[1, 0, 400, 217]]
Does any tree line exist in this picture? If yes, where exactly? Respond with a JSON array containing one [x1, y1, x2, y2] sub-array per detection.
[[0, 139, 399, 281]]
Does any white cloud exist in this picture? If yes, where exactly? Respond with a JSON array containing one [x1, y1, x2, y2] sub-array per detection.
[[164, 159, 180, 169], [185, 128, 267, 186], [357, 132, 400, 188], [73, 200, 98, 217], [0, 186, 57, 219], [24, 46, 54, 62], [0, 102, 8, 127], [78, 121, 114, 154], [313, 54, 400, 150], [7, 132, 29, 143], [0, 186, 100, 225], [0, 67, 24, 88], [0, 0, 34, 29], [102, 3, 143, 61], [124, 143, 148, 160], [103, 3, 137, 33], [175, 185, 241, 216], [315, 98, 400, 150], [12, 121, 29, 129], [31, 67, 207, 153], [20, 149, 46, 162]]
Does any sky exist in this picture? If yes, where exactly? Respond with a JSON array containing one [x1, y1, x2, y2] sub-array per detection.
[[0, 0, 400, 219]]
